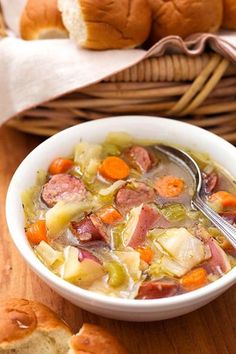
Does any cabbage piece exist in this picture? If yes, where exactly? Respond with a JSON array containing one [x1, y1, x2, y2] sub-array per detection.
[[101, 143, 121, 157], [115, 250, 141, 281], [34, 241, 64, 267], [99, 180, 126, 196], [62, 246, 104, 286], [160, 204, 186, 222], [105, 132, 133, 148], [21, 170, 47, 224], [122, 205, 143, 246], [74, 142, 102, 183], [46, 200, 99, 239], [157, 228, 208, 275], [161, 255, 188, 277]]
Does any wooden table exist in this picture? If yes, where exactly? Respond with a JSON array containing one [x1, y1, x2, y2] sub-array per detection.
[[1, 125, 236, 354]]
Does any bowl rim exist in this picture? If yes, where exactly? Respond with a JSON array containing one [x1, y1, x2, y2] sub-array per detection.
[[5, 116, 236, 310]]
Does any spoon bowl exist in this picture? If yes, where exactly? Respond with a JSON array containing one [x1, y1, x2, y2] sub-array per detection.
[[154, 144, 236, 249]]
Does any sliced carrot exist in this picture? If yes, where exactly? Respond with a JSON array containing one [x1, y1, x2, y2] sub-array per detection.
[[136, 246, 154, 264], [155, 175, 184, 198], [97, 206, 123, 225], [180, 268, 207, 291], [26, 220, 48, 244], [99, 156, 130, 180], [48, 158, 74, 175], [209, 191, 236, 210]]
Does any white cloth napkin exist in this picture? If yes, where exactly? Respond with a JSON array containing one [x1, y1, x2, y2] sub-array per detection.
[[0, 0, 236, 125]]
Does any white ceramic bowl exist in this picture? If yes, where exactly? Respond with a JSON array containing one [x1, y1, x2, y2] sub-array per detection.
[[6, 116, 236, 322]]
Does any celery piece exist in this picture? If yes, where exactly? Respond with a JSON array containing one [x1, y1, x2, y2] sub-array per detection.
[[104, 261, 127, 288], [160, 203, 186, 222]]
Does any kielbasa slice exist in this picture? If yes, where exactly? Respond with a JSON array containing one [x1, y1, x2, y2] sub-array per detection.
[[71, 215, 109, 243], [136, 280, 178, 300], [202, 171, 218, 195], [125, 145, 153, 173], [41, 174, 86, 207], [115, 182, 155, 211]]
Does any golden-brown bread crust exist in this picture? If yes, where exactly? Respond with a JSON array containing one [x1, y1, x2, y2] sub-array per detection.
[[78, 0, 151, 49], [222, 0, 236, 29], [0, 298, 72, 347], [148, 0, 223, 43], [70, 323, 129, 354], [20, 0, 68, 40]]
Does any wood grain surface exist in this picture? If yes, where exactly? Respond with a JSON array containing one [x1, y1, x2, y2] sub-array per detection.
[[0, 125, 236, 354]]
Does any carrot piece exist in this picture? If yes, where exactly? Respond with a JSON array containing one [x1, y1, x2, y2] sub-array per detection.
[[99, 156, 130, 180], [155, 175, 184, 198], [97, 206, 123, 225], [181, 268, 207, 291], [48, 158, 74, 175], [209, 191, 236, 209], [137, 246, 154, 264], [26, 220, 48, 244]]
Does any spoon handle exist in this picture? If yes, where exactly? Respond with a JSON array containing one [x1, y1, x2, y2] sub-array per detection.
[[192, 195, 236, 249]]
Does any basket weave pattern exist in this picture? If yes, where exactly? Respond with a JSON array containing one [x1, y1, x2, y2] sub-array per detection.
[[1, 9, 236, 142]]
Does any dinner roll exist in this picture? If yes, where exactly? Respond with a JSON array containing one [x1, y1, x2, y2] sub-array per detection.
[[148, 0, 223, 43], [69, 323, 128, 354], [20, 0, 68, 40], [58, 0, 152, 49], [222, 0, 236, 29], [0, 298, 72, 354]]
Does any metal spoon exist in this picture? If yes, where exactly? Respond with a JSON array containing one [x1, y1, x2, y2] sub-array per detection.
[[154, 144, 236, 249]]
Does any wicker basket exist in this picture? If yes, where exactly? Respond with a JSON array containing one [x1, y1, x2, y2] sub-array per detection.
[[1, 9, 236, 142]]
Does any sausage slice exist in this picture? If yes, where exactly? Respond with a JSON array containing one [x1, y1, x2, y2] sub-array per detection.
[[115, 181, 155, 211], [136, 280, 179, 299], [125, 145, 153, 173], [41, 174, 86, 208]]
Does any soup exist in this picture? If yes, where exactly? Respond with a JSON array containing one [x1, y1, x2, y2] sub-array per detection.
[[22, 133, 236, 300]]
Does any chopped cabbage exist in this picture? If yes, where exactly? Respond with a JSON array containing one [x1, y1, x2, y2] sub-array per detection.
[[21, 170, 47, 224], [46, 200, 98, 239], [99, 180, 126, 196], [34, 241, 64, 267], [160, 204, 186, 222], [102, 143, 121, 157], [122, 205, 143, 246], [115, 250, 141, 281], [156, 228, 208, 276], [74, 142, 102, 183], [105, 132, 133, 148]]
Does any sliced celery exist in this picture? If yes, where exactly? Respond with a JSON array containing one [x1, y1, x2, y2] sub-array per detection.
[[104, 261, 127, 288]]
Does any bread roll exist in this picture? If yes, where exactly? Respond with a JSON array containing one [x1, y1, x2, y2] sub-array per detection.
[[148, 0, 223, 43], [58, 0, 151, 50], [69, 323, 128, 354], [0, 298, 72, 354], [222, 0, 236, 29], [20, 0, 68, 40]]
